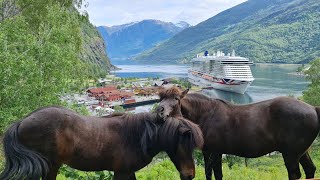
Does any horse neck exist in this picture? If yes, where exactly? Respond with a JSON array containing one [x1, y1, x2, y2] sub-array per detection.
[[181, 98, 216, 124], [171, 104, 184, 118]]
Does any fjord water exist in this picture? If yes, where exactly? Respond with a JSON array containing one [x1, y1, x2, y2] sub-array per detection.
[[112, 63, 308, 107]]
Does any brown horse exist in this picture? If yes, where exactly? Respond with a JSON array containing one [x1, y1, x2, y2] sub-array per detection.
[[0, 106, 203, 180], [157, 86, 320, 180]]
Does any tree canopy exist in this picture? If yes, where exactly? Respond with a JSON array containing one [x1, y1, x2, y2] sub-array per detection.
[[302, 58, 320, 106], [0, 0, 92, 133]]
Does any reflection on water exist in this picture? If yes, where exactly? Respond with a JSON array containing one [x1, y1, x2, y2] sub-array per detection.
[[203, 64, 309, 104], [113, 63, 309, 110], [202, 89, 253, 104]]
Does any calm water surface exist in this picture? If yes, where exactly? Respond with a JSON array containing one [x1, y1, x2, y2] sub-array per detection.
[[112, 63, 309, 112]]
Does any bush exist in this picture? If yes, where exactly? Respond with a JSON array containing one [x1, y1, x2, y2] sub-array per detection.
[[58, 165, 113, 180]]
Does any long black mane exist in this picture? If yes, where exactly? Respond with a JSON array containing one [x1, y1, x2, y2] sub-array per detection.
[[113, 112, 202, 156]]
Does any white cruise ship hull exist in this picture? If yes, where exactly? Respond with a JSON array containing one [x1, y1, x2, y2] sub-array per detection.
[[188, 72, 252, 94]]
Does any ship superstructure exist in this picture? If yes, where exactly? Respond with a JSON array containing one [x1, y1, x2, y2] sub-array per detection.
[[188, 50, 254, 94]]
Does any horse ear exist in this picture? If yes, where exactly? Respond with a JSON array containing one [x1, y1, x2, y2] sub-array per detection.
[[180, 89, 189, 99]]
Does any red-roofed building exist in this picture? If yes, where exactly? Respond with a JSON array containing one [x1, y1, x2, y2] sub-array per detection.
[[88, 86, 134, 102], [87, 86, 117, 97]]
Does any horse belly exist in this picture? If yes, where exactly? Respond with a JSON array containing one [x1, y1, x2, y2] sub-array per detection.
[[55, 129, 120, 171], [227, 144, 277, 158], [220, 132, 278, 158], [64, 144, 150, 172], [67, 157, 114, 171]]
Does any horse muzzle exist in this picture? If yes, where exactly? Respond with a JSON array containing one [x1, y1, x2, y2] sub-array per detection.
[[180, 173, 194, 180]]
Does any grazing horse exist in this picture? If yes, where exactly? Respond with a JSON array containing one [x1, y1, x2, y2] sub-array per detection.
[[157, 86, 320, 180], [0, 106, 203, 180]]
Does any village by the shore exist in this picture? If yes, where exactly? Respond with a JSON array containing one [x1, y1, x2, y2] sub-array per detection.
[[61, 75, 195, 116]]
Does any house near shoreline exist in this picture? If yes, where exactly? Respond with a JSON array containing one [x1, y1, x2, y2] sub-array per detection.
[[87, 86, 134, 102]]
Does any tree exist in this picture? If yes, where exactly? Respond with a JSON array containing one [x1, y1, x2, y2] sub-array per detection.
[[302, 58, 320, 106], [0, 0, 88, 133]]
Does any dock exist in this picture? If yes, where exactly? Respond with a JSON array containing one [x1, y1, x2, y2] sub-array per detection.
[[109, 95, 160, 109], [121, 98, 159, 108]]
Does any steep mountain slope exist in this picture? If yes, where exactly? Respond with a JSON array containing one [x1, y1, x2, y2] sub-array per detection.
[[97, 20, 190, 59], [137, 0, 320, 64], [81, 18, 114, 74]]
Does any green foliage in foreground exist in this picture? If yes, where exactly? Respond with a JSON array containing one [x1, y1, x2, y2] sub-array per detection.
[[303, 58, 320, 106]]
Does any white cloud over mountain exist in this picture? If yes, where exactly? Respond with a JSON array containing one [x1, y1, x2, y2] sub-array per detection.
[[84, 0, 247, 26]]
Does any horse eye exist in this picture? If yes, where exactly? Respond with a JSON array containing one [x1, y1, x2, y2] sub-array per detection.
[[174, 97, 180, 101]]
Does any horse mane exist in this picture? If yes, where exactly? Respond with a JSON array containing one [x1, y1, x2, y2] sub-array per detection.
[[116, 113, 160, 156], [158, 117, 203, 154], [117, 112, 203, 156], [173, 117, 203, 151], [185, 93, 232, 107], [215, 98, 232, 106]]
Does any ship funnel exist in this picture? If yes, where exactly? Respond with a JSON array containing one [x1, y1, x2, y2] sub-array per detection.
[[232, 49, 235, 57]]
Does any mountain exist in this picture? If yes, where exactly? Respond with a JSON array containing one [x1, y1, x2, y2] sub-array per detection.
[[97, 20, 190, 59], [80, 18, 114, 74], [136, 0, 320, 64]]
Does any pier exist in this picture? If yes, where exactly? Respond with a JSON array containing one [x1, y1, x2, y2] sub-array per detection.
[[121, 98, 159, 108]]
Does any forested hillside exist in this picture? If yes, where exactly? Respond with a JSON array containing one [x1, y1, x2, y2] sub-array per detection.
[[136, 0, 320, 64], [0, 0, 112, 133], [81, 19, 114, 76], [98, 20, 190, 59]]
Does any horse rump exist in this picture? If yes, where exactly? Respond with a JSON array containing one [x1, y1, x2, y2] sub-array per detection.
[[0, 121, 49, 180]]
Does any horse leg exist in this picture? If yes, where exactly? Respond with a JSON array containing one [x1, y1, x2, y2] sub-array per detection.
[[203, 151, 213, 180], [114, 172, 133, 180], [44, 164, 61, 180], [299, 152, 316, 179], [212, 153, 222, 180], [128, 173, 137, 180], [282, 154, 301, 180]]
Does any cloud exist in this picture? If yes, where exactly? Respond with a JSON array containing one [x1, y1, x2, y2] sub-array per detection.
[[84, 0, 247, 26]]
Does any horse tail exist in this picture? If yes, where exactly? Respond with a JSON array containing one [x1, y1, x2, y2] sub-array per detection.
[[0, 121, 49, 180]]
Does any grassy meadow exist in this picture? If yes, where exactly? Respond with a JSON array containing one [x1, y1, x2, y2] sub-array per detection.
[[25, 139, 320, 180]]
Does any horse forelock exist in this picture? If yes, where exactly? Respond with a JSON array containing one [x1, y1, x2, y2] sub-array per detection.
[[159, 117, 204, 154], [159, 86, 183, 100], [178, 117, 204, 150], [119, 112, 160, 156], [158, 118, 180, 153]]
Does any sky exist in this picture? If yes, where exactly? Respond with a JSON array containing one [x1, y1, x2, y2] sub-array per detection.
[[83, 0, 247, 27]]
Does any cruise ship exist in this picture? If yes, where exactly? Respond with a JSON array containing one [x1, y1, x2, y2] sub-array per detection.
[[188, 50, 254, 94]]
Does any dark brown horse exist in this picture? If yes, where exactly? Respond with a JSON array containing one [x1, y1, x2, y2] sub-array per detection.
[[157, 86, 320, 180], [0, 106, 203, 180]]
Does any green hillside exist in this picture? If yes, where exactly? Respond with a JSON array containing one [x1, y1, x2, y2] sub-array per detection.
[[136, 0, 320, 64], [80, 18, 114, 75]]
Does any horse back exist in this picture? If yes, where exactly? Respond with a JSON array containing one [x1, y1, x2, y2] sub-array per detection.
[[16, 107, 152, 172], [17, 107, 120, 167], [182, 95, 320, 156]]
